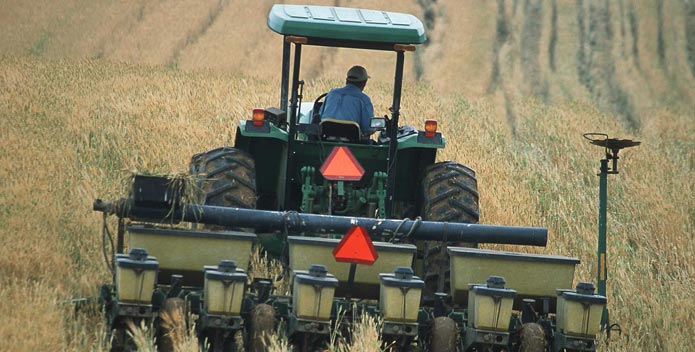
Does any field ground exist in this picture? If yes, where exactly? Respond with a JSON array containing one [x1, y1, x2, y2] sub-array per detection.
[[1, 1, 694, 351], [2, 55, 693, 351]]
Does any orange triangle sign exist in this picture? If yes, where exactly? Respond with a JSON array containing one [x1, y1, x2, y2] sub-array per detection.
[[320, 146, 365, 181], [332, 226, 378, 265]]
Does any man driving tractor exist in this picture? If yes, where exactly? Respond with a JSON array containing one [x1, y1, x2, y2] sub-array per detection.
[[319, 65, 376, 138]]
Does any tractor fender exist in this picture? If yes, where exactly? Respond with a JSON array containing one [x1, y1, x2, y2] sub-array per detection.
[[396, 131, 446, 150], [235, 120, 289, 142]]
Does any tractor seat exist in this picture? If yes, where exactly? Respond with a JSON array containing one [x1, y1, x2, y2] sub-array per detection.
[[319, 118, 362, 143]]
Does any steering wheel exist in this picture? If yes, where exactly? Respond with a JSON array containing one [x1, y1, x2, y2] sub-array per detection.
[[311, 92, 328, 124]]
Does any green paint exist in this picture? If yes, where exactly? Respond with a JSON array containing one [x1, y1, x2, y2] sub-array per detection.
[[598, 158, 609, 327], [267, 5, 426, 44]]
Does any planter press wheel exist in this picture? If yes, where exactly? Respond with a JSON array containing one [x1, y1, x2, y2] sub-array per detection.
[[208, 330, 242, 352], [157, 298, 186, 352], [429, 316, 458, 352], [248, 303, 277, 352], [108, 326, 136, 352], [518, 323, 547, 352]]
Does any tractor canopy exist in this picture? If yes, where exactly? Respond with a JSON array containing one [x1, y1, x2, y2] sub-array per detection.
[[267, 4, 427, 45]]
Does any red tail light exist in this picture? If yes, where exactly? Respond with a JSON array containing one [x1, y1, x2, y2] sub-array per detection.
[[425, 119, 437, 138], [252, 108, 265, 126]]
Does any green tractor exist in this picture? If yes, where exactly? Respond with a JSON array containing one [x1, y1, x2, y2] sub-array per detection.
[[195, 3, 479, 292], [94, 4, 606, 352]]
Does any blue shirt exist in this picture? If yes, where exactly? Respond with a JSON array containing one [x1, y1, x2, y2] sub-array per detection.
[[319, 84, 374, 133]]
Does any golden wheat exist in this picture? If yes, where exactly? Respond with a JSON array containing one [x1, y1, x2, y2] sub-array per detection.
[[1, 27, 693, 352], [2, 2, 693, 351]]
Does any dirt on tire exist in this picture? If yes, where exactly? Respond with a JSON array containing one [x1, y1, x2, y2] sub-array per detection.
[[190, 146, 256, 208], [189, 146, 256, 230]]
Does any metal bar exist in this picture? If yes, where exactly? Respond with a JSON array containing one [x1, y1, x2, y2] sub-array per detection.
[[280, 38, 291, 112], [94, 199, 548, 247], [301, 37, 416, 51], [284, 43, 302, 210], [117, 218, 125, 254], [345, 263, 357, 300], [598, 158, 609, 327], [385, 51, 405, 218]]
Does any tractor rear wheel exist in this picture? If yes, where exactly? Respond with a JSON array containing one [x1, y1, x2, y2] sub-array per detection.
[[429, 316, 458, 352], [189, 147, 256, 229], [421, 161, 479, 298]]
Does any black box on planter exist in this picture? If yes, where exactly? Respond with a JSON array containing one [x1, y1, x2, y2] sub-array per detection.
[[132, 175, 183, 208]]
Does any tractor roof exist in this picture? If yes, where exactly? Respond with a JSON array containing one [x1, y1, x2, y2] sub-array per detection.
[[267, 4, 427, 45]]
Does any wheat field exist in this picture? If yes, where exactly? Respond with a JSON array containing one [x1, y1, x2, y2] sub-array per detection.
[[1, 1, 694, 351]]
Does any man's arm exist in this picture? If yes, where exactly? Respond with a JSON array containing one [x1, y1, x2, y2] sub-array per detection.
[[361, 97, 376, 137]]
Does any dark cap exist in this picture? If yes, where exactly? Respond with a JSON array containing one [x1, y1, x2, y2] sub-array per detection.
[[346, 65, 369, 82]]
